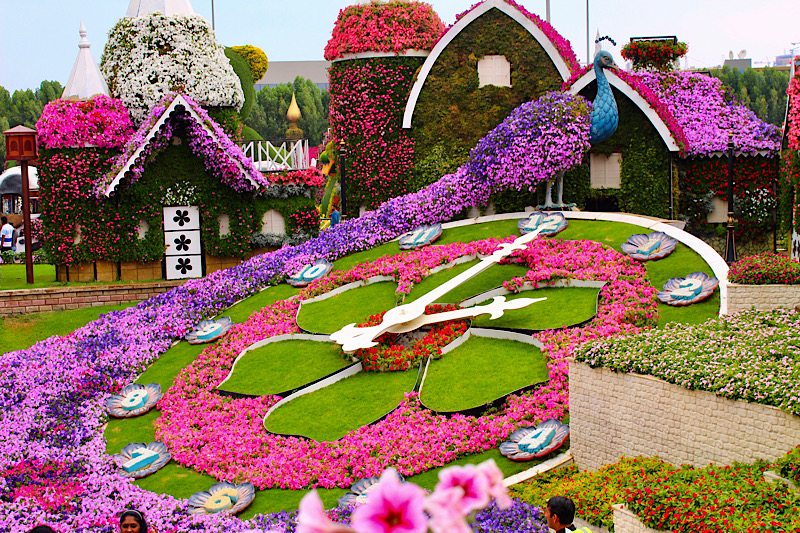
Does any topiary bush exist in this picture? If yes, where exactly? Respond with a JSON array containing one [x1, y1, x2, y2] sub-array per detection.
[[231, 44, 269, 82], [225, 47, 255, 121]]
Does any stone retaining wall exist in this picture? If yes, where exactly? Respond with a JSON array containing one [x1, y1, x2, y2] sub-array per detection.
[[569, 360, 800, 472], [0, 280, 185, 317], [727, 283, 800, 314], [612, 505, 666, 533]]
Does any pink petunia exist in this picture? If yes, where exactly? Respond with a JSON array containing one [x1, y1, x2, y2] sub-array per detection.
[[350, 469, 427, 533], [297, 490, 355, 533], [425, 485, 472, 533], [431, 463, 490, 515], [476, 459, 513, 509]]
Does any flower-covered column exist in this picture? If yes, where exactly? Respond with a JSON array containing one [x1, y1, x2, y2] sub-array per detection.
[[325, 1, 444, 217]]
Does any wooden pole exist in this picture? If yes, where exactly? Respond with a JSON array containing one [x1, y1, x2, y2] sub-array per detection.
[[20, 160, 34, 283]]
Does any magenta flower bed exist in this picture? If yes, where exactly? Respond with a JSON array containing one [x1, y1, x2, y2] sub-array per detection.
[[36, 95, 134, 150]]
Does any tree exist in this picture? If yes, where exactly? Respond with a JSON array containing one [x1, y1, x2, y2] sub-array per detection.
[[0, 81, 63, 167], [712, 66, 789, 126], [246, 77, 329, 146]]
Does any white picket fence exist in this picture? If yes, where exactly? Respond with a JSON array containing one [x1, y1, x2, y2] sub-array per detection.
[[240, 139, 310, 172]]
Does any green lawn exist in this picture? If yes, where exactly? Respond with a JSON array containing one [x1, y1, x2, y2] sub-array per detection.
[[421, 336, 549, 412], [405, 261, 530, 304], [0, 263, 162, 290], [296, 281, 399, 334], [264, 369, 418, 442], [470, 287, 600, 331], [0, 302, 136, 354], [218, 340, 351, 396]]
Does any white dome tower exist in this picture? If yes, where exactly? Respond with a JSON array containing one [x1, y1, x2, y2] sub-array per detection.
[[61, 22, 110, 101], [126, 0, 195, 17]]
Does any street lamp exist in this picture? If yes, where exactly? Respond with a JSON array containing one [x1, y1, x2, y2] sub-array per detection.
[[725, 131, 737, 265], [3, 125, 37, 284]]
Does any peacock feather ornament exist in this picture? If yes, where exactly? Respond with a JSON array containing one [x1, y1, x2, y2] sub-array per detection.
[[589, 50, 620, 144], [542, 50, 620, 209]]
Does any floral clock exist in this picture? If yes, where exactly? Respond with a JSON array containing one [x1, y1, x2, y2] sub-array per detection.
[[188, 482, 256, 515], [620, 232, 678, 261], [517, 212, 568, 237], [288, 259, 334, 287], [498, 418, 570, 461], [657, 271, 719, 306], [398, 224, 443, 250], [111, 441, 172, 479], [337, 473, 407, 507], [184, 317, 234, 344], [106, 383, 162, 418]]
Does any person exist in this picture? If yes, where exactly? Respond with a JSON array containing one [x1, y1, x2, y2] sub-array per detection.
[[120, 509, 155, 533], [28, 527, 57, 533], [0, 216, 13, 253], [545, 496, 591, 533]]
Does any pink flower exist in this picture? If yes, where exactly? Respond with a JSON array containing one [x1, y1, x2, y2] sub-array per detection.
[[432, 463, 490, 514], [297, 490, 356, 533], [476, 459, 513, 509], [350, 469, 427, 533], [425, 486, 472, 533]]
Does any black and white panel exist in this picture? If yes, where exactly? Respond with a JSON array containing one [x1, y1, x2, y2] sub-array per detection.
[[164, 206, 202, 280], [792, 230, 800, 261]]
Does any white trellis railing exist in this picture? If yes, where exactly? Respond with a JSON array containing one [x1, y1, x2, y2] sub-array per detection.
[[240, 139, 310, 172]]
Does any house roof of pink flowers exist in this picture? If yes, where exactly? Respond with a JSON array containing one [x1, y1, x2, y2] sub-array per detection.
[[566, 67, 782, 158], [101, 93, 269, 196], [785, 57, 800, 151], [403, 0, 578, 128]]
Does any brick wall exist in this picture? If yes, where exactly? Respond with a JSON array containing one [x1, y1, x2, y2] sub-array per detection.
[[569, 360, 800, 472], [0, 280, 185, 317], [612, 505, 667, 533], [727, 283, 800, 314]]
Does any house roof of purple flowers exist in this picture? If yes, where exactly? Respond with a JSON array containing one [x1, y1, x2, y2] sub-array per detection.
[[566, 67, 782, 158], [101, 93, 269, 197]]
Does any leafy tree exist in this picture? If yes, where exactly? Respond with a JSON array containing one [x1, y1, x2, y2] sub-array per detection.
[[246, 77, 329, 146], [0, 81, 63, 167], [712, 66, 788, 126]]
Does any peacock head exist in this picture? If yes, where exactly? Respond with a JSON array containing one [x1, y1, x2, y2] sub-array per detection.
[[593, 50, 619, 71]]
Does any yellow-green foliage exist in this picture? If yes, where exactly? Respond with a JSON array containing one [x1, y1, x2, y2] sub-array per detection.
[[232, 45, 269, 82]]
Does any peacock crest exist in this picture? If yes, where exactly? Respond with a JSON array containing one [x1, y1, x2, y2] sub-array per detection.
[[589, 50, 620, 144]]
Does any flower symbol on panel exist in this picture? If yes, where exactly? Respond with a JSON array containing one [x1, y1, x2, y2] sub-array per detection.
[[184, 317, 234, 344], [499, 418, 570, 461], [176, 257, 193, 275], [399, 224, 443, 250], [337, 473, 406, 507], [111, 441, 171, 479], [287, 259, 334, 287], [106, 383, 162, 418], [188, 482, 256, 515], [173, 209, 191, 227], [174, 234, 191, 252], [620, 232, 678, 261], [657, 271, 719, 306], [517, 212, 568, 237]]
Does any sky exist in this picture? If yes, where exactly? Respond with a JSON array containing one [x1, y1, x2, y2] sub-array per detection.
[[0, 0, 798, 92]]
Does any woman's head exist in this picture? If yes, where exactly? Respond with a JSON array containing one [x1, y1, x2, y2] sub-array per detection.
[[28, 527, 57, 533], [120, 510, 148, 533]]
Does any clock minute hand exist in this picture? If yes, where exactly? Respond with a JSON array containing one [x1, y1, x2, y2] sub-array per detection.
[[329, 220, 558, 352]]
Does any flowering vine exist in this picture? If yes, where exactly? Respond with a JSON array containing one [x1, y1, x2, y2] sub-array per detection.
[[36, 96, 133, 150]]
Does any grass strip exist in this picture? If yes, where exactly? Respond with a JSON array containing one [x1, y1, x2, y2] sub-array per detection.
[[296, 281, 399, 334], [219, 340, 351, 396], [406, 261, 530, 305], [421, 336, 548, 412], [264, 369, 418, 442], [0, 302, 136, 354], [470, 287, 600, 331]]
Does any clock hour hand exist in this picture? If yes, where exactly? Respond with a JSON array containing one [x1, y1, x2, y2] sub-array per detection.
[[330, 219, 559, 352], [386, 296, 546, 334]]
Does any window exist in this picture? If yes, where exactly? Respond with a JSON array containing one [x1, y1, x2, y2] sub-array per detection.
[[477, 55, 511, 88], [261, 209, 285, 235], [137, 220, 149, 240], [218, 214, 230, 236], [590, 153, 622, 189]]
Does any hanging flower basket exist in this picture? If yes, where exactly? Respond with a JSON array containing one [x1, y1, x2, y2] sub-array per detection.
[[621, 40, 687, 71]]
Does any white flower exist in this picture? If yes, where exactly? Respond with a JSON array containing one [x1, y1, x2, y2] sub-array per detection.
[[101, 13, 244, 124]]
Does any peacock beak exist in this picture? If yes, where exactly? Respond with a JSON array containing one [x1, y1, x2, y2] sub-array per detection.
[[608, 58, 620, 70]]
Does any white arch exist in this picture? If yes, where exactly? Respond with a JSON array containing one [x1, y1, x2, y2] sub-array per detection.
[[567, 70, 681, 153], [402, 0, 572, 129]]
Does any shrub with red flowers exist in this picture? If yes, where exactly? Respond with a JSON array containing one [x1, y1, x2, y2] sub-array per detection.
[[353, 304, 470, 371], [324, 1, 444, 61], [621, 39, 688, 72], [36, 96, 134, 150], [267, 168, 326, 188], [775, 446, 800, 484], [786, 65, 800, 151], [728, 253, 800, 284]]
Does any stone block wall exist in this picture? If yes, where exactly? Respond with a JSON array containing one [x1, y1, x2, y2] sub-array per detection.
[[612, 505, 667, 533], [0, 280, 184, 317], [727, 283, 800, 314], [569, 360, 800, 472]]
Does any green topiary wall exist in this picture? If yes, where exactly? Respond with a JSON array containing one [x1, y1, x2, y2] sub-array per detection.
[[409, 7, 564, 191]]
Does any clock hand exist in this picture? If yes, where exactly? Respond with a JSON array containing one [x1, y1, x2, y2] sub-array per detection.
[[385, 296, 546, 334], [330, 219, 559, 351]]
